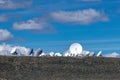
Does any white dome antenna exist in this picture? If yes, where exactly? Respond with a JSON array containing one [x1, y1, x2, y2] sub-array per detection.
[[69, 43, 83, 56]]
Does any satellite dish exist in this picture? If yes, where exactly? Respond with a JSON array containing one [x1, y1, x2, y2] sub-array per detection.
[[82, 50, 90, 57], [29, 48, 34, 56], [97, 51, 102, 57], [63, 50, 71, 57], [10, 48, 18, 55], [36, 48, 43, 56], [89, 52, 95, 57], [49, 52, 55, 57], [54, 52, 62, 57], [69, 43, 83, 56]]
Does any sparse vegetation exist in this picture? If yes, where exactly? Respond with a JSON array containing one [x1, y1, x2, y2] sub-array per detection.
[[0, 56, 120, 80]]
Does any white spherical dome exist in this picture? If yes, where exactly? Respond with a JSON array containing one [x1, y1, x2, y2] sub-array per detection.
[[69, 43, 83, 55]]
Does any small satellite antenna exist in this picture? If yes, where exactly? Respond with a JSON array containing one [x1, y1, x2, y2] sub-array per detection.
[[69, 43, 83, 56], [29, 48, 34, 56], [84, 51, 90, 57], [54, 53, 62, 57], [86, 53, 90, 57], [36, 49, 43, 56], [49, 52, 54, 57], [89, 52, 95, 57], [97, 51, 102, 57], [11, 48, 18, 55], [63, 50, 71, 57]]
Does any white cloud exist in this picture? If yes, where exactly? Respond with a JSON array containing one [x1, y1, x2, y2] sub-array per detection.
[[13, 19, 54, 33], [0, 14, 8, 22], [13, 19, 45, 30], [104, 52, 120, 58], [50, 9, 108, 24], [0, 43, 12, 55], [0, 43, 30, 56], [0, 0, 31, 9], [0, 29, 13, 42]]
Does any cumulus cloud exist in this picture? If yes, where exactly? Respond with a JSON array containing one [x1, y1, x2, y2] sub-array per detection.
[[0, 0, 32, 9], [0, 29, 13, 42], [0, 43, 12, 55], [13, 19, 54, 33], [0, 14, 8, 22], [0, 43, 30, 56], [104, 52, 120, 58], [50, 9, 108, 24], [13, 20, 46, 30]]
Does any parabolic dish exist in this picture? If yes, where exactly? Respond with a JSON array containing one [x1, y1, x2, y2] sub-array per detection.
[[10, 48, 17, 54], [69, 43, 83, 54]]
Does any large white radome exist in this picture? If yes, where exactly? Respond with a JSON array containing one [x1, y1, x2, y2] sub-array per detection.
[[69, 43, 83, 55]]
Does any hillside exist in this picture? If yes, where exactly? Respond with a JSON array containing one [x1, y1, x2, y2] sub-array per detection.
[[0, 56, 120, 80]]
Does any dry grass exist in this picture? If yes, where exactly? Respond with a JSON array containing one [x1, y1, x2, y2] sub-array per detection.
[[0, 56, 120, 80]]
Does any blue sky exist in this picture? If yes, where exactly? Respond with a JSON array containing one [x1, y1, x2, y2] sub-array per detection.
[[0, 0, 120, 54]]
